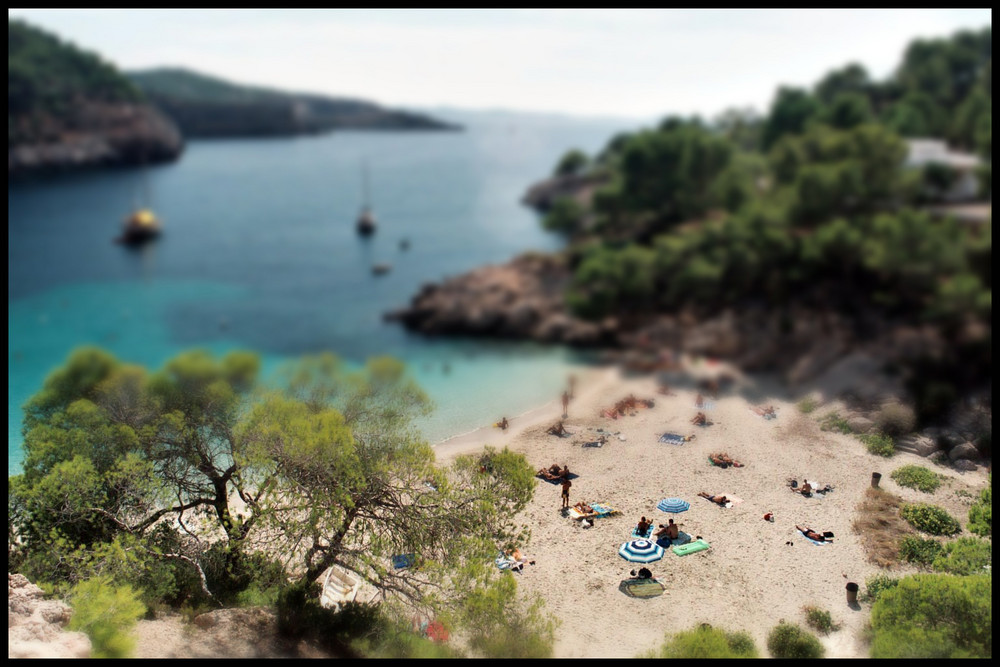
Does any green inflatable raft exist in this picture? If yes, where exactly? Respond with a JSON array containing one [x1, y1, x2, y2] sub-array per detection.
[[672, 539, 711, 556]]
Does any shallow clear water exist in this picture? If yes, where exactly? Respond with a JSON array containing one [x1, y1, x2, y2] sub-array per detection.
[[8, 113, 630, 473]]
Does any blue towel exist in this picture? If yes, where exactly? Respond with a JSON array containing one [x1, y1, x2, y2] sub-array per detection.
[[799, 531, 832, 546], [393, 553, 416, 569], [698, 401, 716, 411], [631, 525, 653, 539], [592, 504, 615, 516], [659, 433, 686, 445]]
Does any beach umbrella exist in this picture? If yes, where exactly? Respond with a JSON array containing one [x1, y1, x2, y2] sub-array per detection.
[[657, 498, 690, 513], [618, 539, 665, 563]]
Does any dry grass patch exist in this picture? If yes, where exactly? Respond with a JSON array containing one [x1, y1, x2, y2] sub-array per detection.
[[851, 488, 913, 567]]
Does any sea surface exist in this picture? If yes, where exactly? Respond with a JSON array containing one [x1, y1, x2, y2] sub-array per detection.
[[8, 111, 636, 474]]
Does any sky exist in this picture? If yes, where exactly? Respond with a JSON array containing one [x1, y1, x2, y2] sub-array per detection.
[[8, 9, 992, 121]]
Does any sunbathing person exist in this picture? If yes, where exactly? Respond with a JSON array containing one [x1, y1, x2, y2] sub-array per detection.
[[698, 492, 729, 506], [796, 525, 830, 542], [537, 464, 563, 480], [790, 480, 813, 495], [655, 519, 680, 541], [498, 416, 509, 431], [573, 501, 594, 514], [691, 412, 709, 426], [710, 452, 744, 467], [546, 421, 568, 436], [636, 516, 652, 535]]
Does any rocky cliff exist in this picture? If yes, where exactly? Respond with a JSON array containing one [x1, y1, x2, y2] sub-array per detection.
[[8, 573, 91, 659], [9, 102, 184, 176]]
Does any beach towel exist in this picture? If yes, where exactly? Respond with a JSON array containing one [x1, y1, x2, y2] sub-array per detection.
[[631, 524, 654, 539], [568, 506, 598, 521], [798, 530, 833, 546], [619, 578, 666, 599], [659, 432, 686, 445], [696, 401, 716, 411], [655, 530, 689, 548], [536, 472, 579, 485], [392, 554, 415, 570], [495, 555, 514, 570], [723, 495, 743, 508], [582, 440, 605, 448], [591, 503, 620, 517], [673, 539, 711, 556]]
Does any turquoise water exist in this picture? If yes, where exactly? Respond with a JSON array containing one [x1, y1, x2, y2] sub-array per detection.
[[8, 113, 629, 474]]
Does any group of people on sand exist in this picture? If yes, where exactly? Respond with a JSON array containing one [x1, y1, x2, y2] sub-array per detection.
[[788, 478, 833, 496], [537, 463, 571, 481]]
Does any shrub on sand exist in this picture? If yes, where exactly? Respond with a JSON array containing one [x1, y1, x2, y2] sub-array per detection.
[[853, 488, 912, 567], [643, 624, 759, 658], [803, 606, 840, 634], [890, 465, 942, 493], [767, 622, 824, 658], [860, 432, 895, 457], [900, 503, 961, 536]]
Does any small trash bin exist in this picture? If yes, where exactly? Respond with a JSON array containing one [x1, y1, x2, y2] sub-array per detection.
[[846, 582, 859, 605], [871, 472, 882, 488]]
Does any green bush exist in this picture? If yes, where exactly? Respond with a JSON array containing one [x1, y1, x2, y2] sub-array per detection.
[[931, 537, 992, 576], [900, 503, 961, 536], [767, 622, 824, 658], [861, 432, 896, 457], [67, 576, 146, 659], [797, 398, 818, 414], [876, 402, 916, 437], [803, 606, 840, 634], [821, 412, 852, 434], [862, 574, 899, 603], [644, 624, 759, 658], [898, 535, 944, 566], [870, 574, 991, 658], [967, 475, 991, 537], [890, 465, 942, 493]]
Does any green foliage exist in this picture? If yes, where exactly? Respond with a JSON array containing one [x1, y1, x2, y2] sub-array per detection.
[[644, 624, 759, 658], [862, 574, 899, 603], [860, 432, 896, 457], [803, 606, 841, 634], [870, 574, 991, 658], [967, 475, 991, 537], [67, 576, 146, 659], [448, 572, 559, 658], [931, 537, 992, 576], [766, 621, 825, 658], [554, 149, 589, 177], [900, 503, 961, 536], [898, 535, 944, 566], [9, 19, 141, 141], [762, 87, 822, 150], [543, 197, 586, 235], [820, 411, 852, 434], [797, 397, 818, 414], [890, 465, 942, 493]]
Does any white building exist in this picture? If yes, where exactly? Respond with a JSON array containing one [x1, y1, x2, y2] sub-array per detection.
[[904, 139, 983, 202]]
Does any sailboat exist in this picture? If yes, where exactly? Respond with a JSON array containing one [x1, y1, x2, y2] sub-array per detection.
[[117, 167, 161, 245], [356, 161, 376, 237]]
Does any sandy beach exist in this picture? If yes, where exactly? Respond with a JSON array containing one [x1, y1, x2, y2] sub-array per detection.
[[434, 362, 989, 659]]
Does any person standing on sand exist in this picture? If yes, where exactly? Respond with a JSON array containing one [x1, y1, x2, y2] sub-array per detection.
[[561, 478, 572, 509], [562, 390, 570, 419]]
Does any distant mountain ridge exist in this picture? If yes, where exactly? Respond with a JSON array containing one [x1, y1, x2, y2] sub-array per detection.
[[127, 67, 461, 138]]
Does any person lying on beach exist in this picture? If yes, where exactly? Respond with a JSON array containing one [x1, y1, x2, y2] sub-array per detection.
[[691, 412, 710, 426], [753, 405, 777, 418], [546, 421, 569, 436], [710, 453, 743, 467], [796, 525, 830, 542], [573, 502, 593, 514], [698, 492, 729, 506], [507, 548, 536, 571]]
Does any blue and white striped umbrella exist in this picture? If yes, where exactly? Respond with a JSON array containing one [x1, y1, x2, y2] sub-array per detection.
[[657, 498, 690, 513], [619, 539, 665, 563]]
